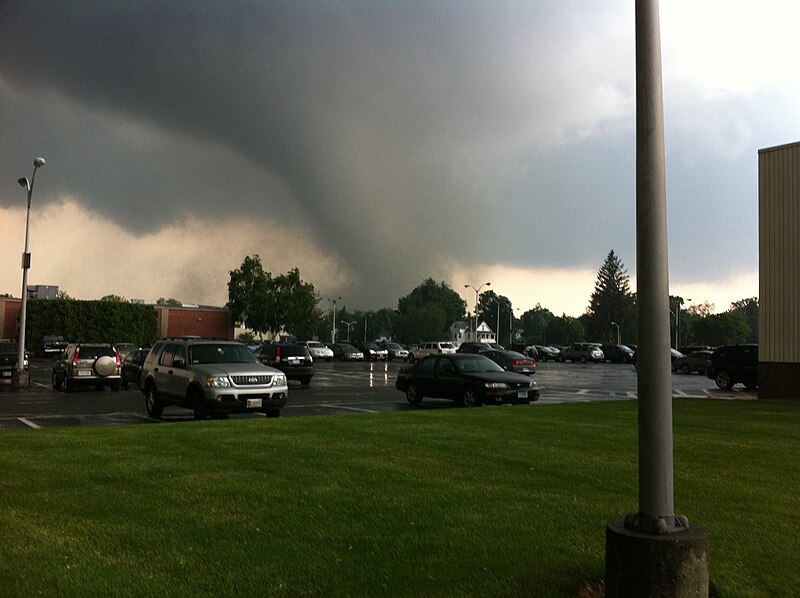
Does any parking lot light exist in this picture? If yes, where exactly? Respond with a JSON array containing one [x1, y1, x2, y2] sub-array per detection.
[[12, 157, 45, 389], [465, 282, 490, 343]]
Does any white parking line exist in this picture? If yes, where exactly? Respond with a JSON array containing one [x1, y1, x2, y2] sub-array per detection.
[[18, 418, 41, 429]]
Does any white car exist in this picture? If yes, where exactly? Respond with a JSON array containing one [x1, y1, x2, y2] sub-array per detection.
[[408, 341, 457, 363], [297, 340, 334, 362]]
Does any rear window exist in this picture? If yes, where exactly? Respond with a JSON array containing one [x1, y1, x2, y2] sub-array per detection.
[[0, 344, 18, 355], [76, 345, 116, 359], [280, 345, 308, 357]]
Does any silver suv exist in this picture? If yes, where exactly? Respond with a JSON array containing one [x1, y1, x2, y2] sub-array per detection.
[[140, 339, 288, 420], [408, 341, 457, 363], [52, 343, 122, 392]]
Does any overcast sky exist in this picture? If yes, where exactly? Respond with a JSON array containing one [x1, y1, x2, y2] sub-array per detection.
[[1, 1, 796, 317]]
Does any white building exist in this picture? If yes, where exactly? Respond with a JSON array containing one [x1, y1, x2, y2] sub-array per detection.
[[450, 320, 495, 346]]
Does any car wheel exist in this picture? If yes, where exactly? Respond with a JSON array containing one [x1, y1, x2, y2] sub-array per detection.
[[121, 376, 129, 389], [264, 408, 280, 418], [301, 376, 312, 386], [462, 386, 482, 408], [580, 355, 588, 364], [51, 371, 62, 391], [556, 355, 565, 363], [408, 353, 415, 363], [144, 385, 164, 419], [94, 355, 116, 376], [715, 371, 734, 390], [680, 363, 691, 375], [192, 390, 208, 420], [405, 382, 423, 405]]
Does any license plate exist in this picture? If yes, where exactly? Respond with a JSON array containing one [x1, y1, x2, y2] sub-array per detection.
[[77, 370, 92, 377], [517, 389, 528, 399], [1, 371, 10, 378], [247, 398, 262, 408]]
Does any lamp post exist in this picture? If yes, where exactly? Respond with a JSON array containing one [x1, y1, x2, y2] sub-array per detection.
[[341, 321, 354, 342], [328, 296, 342, 343], [12, 157, 45, 388], [611, 321, 621, 345], [675, 297, 691, 350], [363, 315, 369, 342], [464, 282, 490, 343]]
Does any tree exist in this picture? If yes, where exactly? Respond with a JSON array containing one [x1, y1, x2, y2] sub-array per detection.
[[156, 297, 182, 306], [729, 297, 758, 343], [476, 290, 513, 344], [586, 250, 635, 343], [545, 314, 584, 345], [692, 311, 751, 346], [397, 279, 466, 340], [520, 304, 554, 344], [227, 257, 320, 339], [101, 294, 126, 302]]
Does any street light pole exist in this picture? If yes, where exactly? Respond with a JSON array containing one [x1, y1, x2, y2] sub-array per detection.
[[328, 297, 342, 344], [13, 157, 45, 388], [341, 321, 354, 342], [611, 321, 621, 345], [464, 282, 490, 343]]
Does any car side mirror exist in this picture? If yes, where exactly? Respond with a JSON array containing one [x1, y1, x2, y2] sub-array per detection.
[[172, 357, 186, 369]]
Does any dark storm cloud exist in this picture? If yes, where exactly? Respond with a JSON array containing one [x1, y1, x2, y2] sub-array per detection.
[[0, 1, 765, 308]]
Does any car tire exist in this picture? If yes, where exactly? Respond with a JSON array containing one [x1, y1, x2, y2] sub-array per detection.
[[556, 355, 565, 363], [580, 355, 588, 364], [192, 390, 208, 420], [408, 354, 415, 363], [264, 408, 280, 418], [121, 377, 129, 389], [301, 376, 312, 386], [94, 355, 116, 376], [462, 386, 482, 408], [51, 371, 62, 391], [715, 371, 734, 390], [405, 382, 423, 405], [144, 385, 164, 419], [680, 363, 691, 375]]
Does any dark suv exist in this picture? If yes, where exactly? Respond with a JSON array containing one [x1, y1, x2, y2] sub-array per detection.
[[706, 344, 758, 390], [254, 343, 314, 385], [0, 340, 28, 380], [141, 339, 289, 419]]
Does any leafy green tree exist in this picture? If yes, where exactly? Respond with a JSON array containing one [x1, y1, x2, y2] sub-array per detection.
[[520, 305, 554, 344], [476, 290, 513, 345], [227, 255, 272, 334], [729, 297, 758, 343], [397, 279, 466, 340], [586, 250, 635, 343], [156, 297, 182, 306], [101, 294, 126, 302], [545, 314, 584, 345], [692, 311, 751, 346]]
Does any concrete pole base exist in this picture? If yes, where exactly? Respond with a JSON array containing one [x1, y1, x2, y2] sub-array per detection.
[[10, 370, 30, 389], [605, 518, 709, 597]]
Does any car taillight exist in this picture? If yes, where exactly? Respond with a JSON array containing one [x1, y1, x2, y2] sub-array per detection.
[[71, 348, 80, 370], [114, 350, 121, 367], [274, 346, 281, 364]]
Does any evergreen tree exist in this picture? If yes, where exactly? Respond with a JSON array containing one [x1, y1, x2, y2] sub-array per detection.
[[586, 250, 635, 343]]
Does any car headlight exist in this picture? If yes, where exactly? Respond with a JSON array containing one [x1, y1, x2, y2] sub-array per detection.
[[484, 382, 508, 389], [273, 373, 287, 386], [204, 376, 231, 388]]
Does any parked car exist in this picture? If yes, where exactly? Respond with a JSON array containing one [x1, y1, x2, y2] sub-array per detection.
[[255, 343, 314, 385], [557, 343, 604, 364], [706, 344, 758, 390], [534, 345, 561, 362], [395, 353, 540, 407], [52, 343, 122, 392], [39, 335, 68, 358], [456, 342, 493, 354], [140, 339, 288, 419], [114, 343, 138, 359], [600, 344, 635, 364], [509, 344, 539, 359], [296, 340, 334, 362], [409, 341, 457, 362], [481, 349, 536, 375], [673, 350, 712, 375], [0, 340, 28, 380], [354, 341, 388, 361], [631, 348, 684, 369], [328, 342, 364, 361], [121, 348, 147, 388], [379, 341, 409, 361]]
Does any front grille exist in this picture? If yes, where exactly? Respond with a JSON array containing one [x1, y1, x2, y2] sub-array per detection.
[[231, 374, 273, 386]]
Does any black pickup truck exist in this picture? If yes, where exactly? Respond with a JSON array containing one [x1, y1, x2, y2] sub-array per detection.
[[39, 335, 69, 357]]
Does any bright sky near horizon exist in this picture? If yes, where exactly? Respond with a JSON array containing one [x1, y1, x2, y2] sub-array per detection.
[[1, 1, 793, 317]]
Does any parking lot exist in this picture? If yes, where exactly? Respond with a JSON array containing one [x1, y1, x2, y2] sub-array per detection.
[[0, 357, 756, 430]]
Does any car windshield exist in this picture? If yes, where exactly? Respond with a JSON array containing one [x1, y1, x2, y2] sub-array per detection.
[[190, 343, 260, 364], [307, 342, 325, 349], [457, 355, 505, 373], [340, 344, 357, 351], [0, 344, 17, 355]]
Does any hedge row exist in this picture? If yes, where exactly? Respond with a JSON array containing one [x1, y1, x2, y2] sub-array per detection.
[[25, 299, 159, 350]]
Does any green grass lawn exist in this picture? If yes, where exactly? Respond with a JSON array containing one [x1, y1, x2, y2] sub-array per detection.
[[1, 399, 798, 597]]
